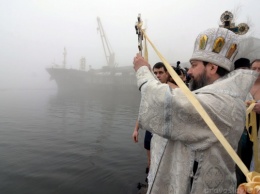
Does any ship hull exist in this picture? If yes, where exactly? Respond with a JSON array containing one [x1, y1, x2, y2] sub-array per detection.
[[46, 67, 141, 98]]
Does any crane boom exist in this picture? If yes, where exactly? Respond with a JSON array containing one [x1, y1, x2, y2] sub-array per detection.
[[97, 17, 117, 68]]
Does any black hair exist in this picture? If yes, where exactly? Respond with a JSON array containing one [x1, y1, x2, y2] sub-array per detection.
[[234, 58, 250, 69], [153, 62, 167, 72], [202, 61, 229, 77], [216, 66, 229, 77]]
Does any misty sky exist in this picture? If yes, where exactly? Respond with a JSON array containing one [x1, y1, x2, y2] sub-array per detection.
[[1, 0, 260, 89]]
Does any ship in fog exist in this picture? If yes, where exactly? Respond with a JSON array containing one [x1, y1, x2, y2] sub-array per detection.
[[46, 17, 139, 97]]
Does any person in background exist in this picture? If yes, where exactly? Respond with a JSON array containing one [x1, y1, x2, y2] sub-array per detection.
[[234, 58, 251, 70], [250, 59, 260, 110], [234, 58, 253, 186], [248, 59, 260, 171], [168, 61, 187, 87], [133, 27, 257, 194], [238, 60, 260, 193]]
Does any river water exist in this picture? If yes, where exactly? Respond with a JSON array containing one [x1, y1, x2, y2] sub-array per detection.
[[0, 89, 147, 194]]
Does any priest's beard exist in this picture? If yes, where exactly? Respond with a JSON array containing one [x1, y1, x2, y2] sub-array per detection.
[[189, 70, 209, 91]]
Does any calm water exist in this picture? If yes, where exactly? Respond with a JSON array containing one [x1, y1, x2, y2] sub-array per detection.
[[0, 89, 147, 194]]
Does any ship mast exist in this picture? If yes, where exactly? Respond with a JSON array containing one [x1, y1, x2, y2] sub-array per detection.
[[63, 47, 67, 68], [97, 17, 117, 68]]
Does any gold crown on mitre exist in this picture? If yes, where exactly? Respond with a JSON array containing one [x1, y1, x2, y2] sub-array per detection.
[[190, 27, 239, 71]]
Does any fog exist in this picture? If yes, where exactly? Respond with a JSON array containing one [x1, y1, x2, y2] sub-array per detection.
[[1, 0, 260, 89]]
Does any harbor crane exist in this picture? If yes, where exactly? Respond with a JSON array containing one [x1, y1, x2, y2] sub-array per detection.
[[97, 17, 117, 68]]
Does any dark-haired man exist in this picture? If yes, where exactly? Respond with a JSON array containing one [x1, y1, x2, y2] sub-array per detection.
[[133, 27, 257, 193], [234, 57, 252, 186]]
